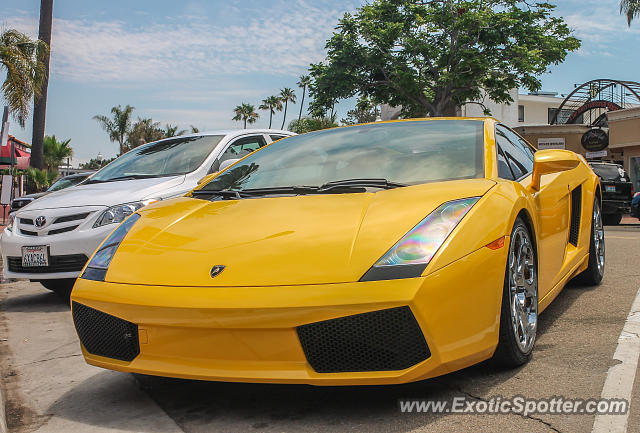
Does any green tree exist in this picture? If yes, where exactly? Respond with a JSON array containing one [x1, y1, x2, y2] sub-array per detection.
[[288, 114, 338, 134], [341, 97, 379, 125], [93, 105, 135, 155], [279, 87, 297, 129], [296, 75, 311, 122], [43, 135, 73, 173], [309, 0, 580, 118], [232, 103, 259, 129], [163, 124, 187, 138], [80, 157, 115, 170], [24, 167, 56, 191], [621, 0, 640, 25], [0, 29, 48, 127], [31, 0, 54, 170], [259, 96, 283, 129], [126, 117, 164, 150], [190, 125, 200, 133]]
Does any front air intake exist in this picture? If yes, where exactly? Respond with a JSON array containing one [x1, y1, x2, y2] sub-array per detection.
[[297, 306, 430, 373], [72, 302, 140, 362]]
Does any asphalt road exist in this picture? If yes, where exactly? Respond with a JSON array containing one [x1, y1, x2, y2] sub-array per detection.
[[1, 224, 639, 433]]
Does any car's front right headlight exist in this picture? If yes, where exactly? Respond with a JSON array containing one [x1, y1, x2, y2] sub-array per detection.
[[82, 213, 141, 282], [93, 199, 158, 228]]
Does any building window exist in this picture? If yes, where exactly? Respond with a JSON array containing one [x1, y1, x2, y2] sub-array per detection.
[[518, 105, 525, 122], [549, 108, 583, 124]]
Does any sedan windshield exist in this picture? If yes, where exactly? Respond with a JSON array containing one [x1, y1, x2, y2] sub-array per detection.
[[90, 135, 224, 182], [48, 175, 88, 191], [199, 120, 483, 193]]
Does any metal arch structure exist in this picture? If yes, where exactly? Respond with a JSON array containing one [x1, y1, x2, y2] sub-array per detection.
[[550, 79, 640, 126]]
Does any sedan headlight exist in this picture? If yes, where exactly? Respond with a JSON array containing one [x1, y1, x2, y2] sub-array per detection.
[[82, 213, 141, 281], [93, 199, 158, 228], [6, 214, 15, 232], [360, 197, 480, 281]]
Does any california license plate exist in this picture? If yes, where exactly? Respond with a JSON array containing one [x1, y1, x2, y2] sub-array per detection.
[[605, 185, 616, 193], [21, 245, 49, 267]]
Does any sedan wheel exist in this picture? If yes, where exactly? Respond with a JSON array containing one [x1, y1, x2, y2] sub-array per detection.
[[494, 218, 538, 367]]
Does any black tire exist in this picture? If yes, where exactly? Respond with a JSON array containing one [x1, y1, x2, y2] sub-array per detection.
[[574, 197, 605, 286], [493, 218, 537, 368], [39, 279, 76, 302], [603, 213, 622, 226]]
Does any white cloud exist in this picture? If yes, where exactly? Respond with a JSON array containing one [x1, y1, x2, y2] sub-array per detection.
[[6, 0, 358, 83]]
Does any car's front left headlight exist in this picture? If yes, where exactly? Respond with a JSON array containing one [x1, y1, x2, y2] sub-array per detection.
[[93, 199, 158, 228], [360, 197, 480, 282], [82, 213, 141, 281], [5, 214, 15, 232]]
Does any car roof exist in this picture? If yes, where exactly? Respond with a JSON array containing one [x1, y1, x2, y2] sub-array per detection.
[[167, 129, 294, 139]]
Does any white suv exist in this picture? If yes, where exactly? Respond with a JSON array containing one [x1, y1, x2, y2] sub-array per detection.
[[1, 129, 293, 295]]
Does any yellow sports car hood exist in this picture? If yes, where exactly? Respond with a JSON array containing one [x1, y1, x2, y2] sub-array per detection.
[[106, 178, 496, 286]]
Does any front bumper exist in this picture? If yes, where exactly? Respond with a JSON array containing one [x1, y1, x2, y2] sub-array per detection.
[[1, 222, 114, 280], [71, 244, 507, 385]]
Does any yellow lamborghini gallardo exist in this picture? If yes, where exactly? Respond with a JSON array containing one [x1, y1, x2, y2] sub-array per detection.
[[71, 118, 604, 385]]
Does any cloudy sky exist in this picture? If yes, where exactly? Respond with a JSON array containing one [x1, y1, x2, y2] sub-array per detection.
[[1, 0, 639, 163]]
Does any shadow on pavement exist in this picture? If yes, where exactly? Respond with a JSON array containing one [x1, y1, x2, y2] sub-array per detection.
[[1, 288, 69, 313]]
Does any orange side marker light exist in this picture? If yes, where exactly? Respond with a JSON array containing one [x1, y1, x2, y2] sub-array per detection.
[[486, 236, 505, 250]]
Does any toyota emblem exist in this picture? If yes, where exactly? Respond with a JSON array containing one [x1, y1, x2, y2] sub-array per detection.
[[34, 216, 47, 228]]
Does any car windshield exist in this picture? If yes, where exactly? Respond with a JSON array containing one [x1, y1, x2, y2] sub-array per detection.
[[591, 164, 628, 181], [48, 175, 88, 191], [199, 120, 483, 192], [90, 135, 224, 182]]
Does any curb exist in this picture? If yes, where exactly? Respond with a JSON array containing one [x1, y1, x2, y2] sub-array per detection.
[[0, 377, 7, 433]]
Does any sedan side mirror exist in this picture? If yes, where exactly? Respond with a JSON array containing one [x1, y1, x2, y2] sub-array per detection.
[[530, 150, 581, 192], [219, 158, 240, 172]]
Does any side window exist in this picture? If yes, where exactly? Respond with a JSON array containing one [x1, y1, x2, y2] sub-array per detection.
[[269, 134, 287, 142], [210, 135, 267, 173], [502, 126, 536, 164], [495, 126, 533, 179], [496, 145, 515, 180]]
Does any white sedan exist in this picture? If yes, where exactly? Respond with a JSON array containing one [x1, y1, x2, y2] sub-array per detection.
[[1, 129, 294, 296]]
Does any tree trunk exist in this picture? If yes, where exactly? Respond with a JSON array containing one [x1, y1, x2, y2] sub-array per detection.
[[268, 111, 273, 128], [243, 118, 247, 129], [31, 0, 53, 170], [298, 87, 306, 122], [281, 101, 288, 130]]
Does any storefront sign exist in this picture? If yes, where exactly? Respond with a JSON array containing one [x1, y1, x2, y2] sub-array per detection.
[[585, 150, 607, 159], [537, 137, 566, 150], [581, 128, 609, 152]]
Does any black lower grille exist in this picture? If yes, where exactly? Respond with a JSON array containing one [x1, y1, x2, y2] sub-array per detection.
[[72, 302, 140, 362], [7, 254, 88, 273], [297, 306, 430, 373], [569, 185, 582, 246]]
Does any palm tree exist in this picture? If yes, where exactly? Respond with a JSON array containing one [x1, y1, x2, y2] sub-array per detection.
[[0, 29, 48, 127], [31, 0, 54, 170], [259, 96, 283, 129], [93, 105, 135, 155], [296, 75, 311, 122], [621, 0, 640, 25], [43, 135, 73, 172], [190, 125, 200, 133], [163, 124, 187, 138], [232, 103, 259, 129], [279, 88, 297, 130]]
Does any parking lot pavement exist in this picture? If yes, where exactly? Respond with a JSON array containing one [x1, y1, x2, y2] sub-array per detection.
[[1, 226, 639, 433]]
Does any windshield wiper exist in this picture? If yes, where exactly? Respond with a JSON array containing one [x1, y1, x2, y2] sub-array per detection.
[[85, 174, 164, 184], [318, 178, 407, 191], [191, 189, 247, 199]]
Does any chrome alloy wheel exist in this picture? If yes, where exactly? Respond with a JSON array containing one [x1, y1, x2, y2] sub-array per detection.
[[593, 202, 605, 276], [508, 226, 538, 354]]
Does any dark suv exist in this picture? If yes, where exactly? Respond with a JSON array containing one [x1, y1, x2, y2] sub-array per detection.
[[589, 162, 633, 225]]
